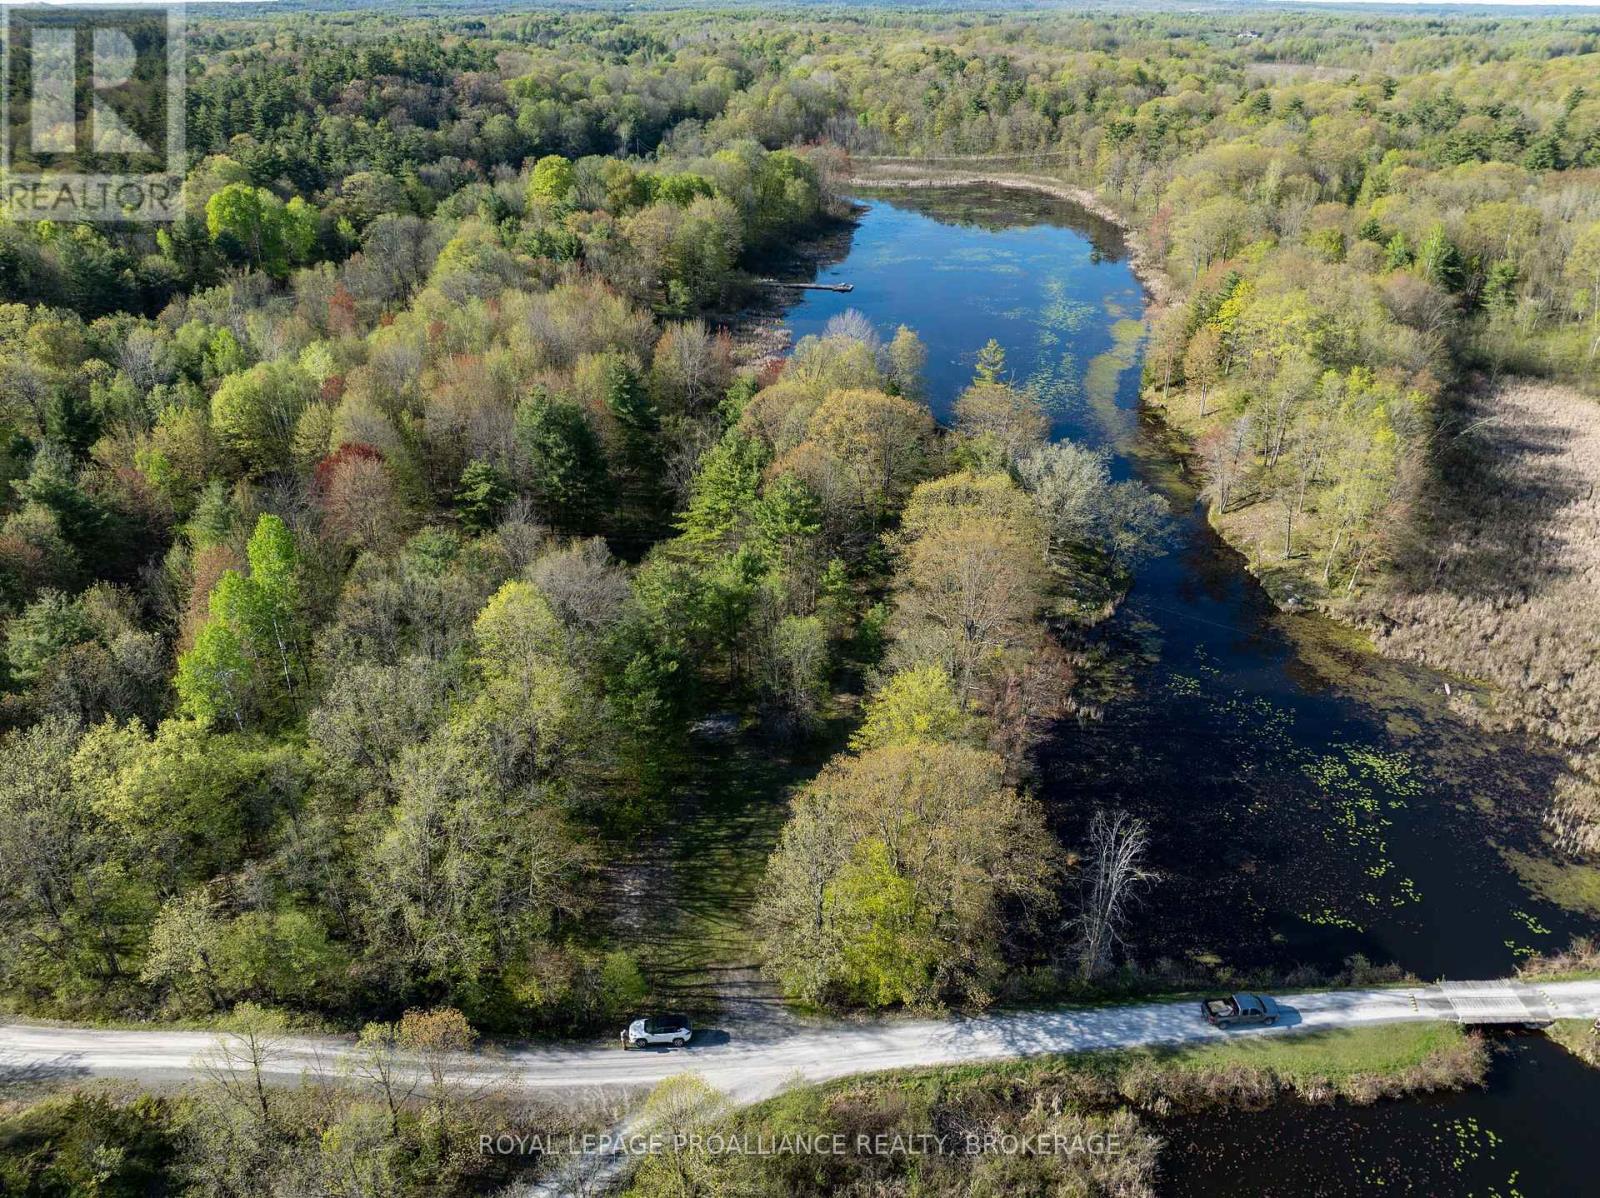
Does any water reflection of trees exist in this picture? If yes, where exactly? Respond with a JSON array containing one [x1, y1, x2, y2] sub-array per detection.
[[856, 184, 1128, 259]]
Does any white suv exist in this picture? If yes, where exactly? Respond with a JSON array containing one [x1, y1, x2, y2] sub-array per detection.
[[621, 1012, 693, 1048]]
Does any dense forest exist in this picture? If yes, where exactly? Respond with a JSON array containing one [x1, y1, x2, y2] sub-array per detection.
[[5, 0, 1600, 990], [3, 3, 1600, 1195], [7, 0, 1600, 1022], [0, 3, 1176, 1040]]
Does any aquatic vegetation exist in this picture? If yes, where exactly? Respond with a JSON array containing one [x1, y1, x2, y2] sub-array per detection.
[[1166, 673, 1201, 696], [1023, 348, 1083, 415], [1501, 848, 1600, 918], [1084, 319, 1146, 440], [1345, 746, 1426, 797], [1037, 283, 1098, 335], [1512, 909, 1553, 936], [1301, 906, 1363, 931]]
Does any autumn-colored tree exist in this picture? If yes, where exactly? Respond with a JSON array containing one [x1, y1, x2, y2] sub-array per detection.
[[317, 444, 404, 550], [397, 1007, 483, 1159], [1145, 304, 1189, 398], [1197, 417, 1253, 515]]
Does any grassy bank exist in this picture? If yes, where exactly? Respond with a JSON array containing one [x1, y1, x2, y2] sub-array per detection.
[[857, 1021, 1487, 1112], [1100, 1022, 1487, 1109], [1545, 1019, 1600, 1068], [620, 1023, 1485, 1197]]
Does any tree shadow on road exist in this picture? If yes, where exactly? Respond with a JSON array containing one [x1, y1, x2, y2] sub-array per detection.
[[0, 1050, 91, 1092]]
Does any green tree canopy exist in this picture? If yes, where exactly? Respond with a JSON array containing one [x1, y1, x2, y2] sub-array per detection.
[[764, 743, 1058, 1009]]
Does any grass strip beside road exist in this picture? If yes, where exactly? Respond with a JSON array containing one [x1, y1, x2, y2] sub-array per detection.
[[824, 1021, 1486, 1109]]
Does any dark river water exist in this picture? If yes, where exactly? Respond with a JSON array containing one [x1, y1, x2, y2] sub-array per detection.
[[777, 186, 1600, 1195], [1159, 1033, 1597, 1196]]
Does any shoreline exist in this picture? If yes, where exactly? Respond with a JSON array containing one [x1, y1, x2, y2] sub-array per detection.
[[716, 206, 863, 366], [840, 169, 1175, 304], [843, 173, 1590, 715], [840, 169, 1600, 882]]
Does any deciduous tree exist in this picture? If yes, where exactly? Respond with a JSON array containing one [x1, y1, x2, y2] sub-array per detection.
[[764, 743, 1057, 1009]]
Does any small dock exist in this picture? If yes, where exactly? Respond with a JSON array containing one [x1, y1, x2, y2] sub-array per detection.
[[758, 279, 854, 292]]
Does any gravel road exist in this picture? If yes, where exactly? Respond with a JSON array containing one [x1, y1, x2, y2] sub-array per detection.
[[6, 979, 1597, 1104]]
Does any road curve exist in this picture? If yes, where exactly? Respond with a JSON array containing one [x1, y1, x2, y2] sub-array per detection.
[[5, 980, 1598, 1104]]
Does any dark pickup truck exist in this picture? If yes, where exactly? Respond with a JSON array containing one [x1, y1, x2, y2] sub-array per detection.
[[1201, 993, 1280, 1029]]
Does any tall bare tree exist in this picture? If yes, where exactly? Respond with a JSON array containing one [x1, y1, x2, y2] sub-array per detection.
[[1071, 809, 1158, 980]]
